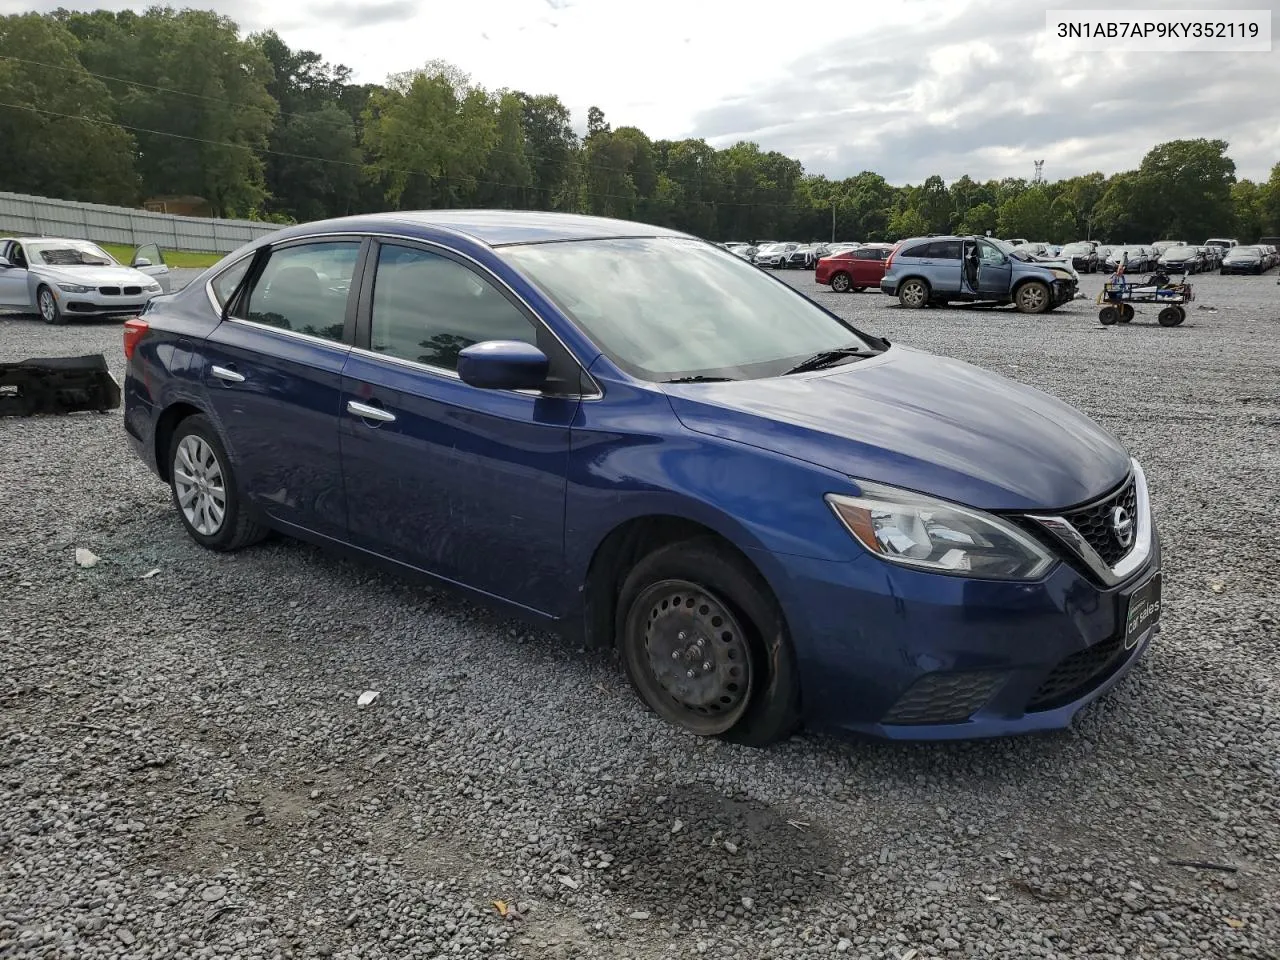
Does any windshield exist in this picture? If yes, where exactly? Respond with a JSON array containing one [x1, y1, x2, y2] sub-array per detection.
[[26, 240, 118, 267], [992, 238, 1033, 262], [1164, 246, 1194, 257], [1226, 248, 1259, 258], [501, 237, 879, 382]]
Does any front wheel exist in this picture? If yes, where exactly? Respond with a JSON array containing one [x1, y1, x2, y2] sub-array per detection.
[[617, 538, 799, 746], [897, 278, 929, 308], [37, 286, 63, 325], [1099, 305, 1119, 325], [1014, 281, 1051, 314], [830, 271, 852, 293], [168, 414, 268, 552]]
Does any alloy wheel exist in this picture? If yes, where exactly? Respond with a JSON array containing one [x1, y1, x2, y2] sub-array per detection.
[[173, 435, 227, 536]]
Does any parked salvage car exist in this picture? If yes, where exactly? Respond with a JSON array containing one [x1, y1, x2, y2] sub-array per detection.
[[0, 238, 170, 324], [1061, 242, 1099, 273], [1219, 245, 1266, 274], [121, 210, 1160, 744], [1156, 245, 1203, 274], [880, 235, 1077, 312], [815, 243, 894, 292], [753, 243, 796, 268]]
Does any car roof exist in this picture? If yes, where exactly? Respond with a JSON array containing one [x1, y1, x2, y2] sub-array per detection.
[[268, 210, 693, 248]]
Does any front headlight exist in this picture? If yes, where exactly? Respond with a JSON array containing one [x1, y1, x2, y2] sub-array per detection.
[[144, 281, 162, 292], [826, 482, 1056, 580], [56, 282, 94, 293]]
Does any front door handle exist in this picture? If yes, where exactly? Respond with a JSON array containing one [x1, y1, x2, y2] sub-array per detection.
[[211, 365, 245, 383], [347, 399, 396, 423]]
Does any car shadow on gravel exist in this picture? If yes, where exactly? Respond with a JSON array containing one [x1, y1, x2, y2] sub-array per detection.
[[573, 780, 839, 921]]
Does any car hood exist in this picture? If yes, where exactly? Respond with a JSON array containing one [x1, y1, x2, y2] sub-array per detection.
[[33, 264, 156, 286], [663, 345, 1131, 511]]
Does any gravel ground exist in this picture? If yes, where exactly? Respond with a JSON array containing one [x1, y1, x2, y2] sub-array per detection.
[[2, 267, 1278, 960]]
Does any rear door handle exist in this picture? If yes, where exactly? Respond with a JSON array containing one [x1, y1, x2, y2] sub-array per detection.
[[211, 365, 245, 383], [347, 399, 396, 423]]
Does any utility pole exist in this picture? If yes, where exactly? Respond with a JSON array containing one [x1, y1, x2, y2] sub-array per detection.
[[831, 198, 837, 243]]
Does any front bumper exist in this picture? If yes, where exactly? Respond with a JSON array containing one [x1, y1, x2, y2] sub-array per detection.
[[765, 527, 1161, 741], [54, 288, 158, 318]]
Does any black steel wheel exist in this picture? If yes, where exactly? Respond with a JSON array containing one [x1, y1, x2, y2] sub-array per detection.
[[617, 538, 799, 746], [1119, 303, 1135, 323], [1157, 306, 1181, 326], [1099, 305, 1119, 325]]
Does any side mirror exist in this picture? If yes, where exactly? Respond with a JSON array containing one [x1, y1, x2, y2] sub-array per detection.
[[0, 256, 11, 268], [457, 340, 549, 391], [133, 257, 152, 267]]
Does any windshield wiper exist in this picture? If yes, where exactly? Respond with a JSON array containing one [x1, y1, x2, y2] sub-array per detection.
[[783, 346, 876, 376], [662, 375, 737, 383]]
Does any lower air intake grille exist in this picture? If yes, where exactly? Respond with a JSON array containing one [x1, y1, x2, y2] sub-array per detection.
[[881, 672, 1005, 725], [1026, 634, 1128, 711]]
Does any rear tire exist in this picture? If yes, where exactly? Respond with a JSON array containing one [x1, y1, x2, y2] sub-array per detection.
[[830, 271, 851, 293], [1158, 306, 1182, 327], [168, 414, 268, 552], [1099, 306, 1118, 325], [617, 537, 800, 747], [898, 278, 929, 308], [1119, 303, 1135, 323]]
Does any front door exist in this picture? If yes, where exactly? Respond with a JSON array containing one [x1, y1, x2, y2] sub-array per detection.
[[339, 240, 579, 615], [0, 240, 31, 308], [132, 242, 172, 293], [201, 237, 363, 539], [974, 239, 1013, 298]]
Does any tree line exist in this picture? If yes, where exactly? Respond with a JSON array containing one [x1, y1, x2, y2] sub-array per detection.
[[3, 8, 1279, 244]]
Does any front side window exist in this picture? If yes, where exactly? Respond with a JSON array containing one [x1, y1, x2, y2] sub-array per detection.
[[242, 241, 360, 343], [977, 241, 1005, 263], [501, 237, 879, 382], [369, 244, 537, 372]]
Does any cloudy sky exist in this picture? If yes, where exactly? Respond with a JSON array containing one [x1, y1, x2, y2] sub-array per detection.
[[7, 0, 1279, 183]]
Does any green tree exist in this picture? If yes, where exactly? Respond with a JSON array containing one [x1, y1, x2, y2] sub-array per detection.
[[887, 207, 928, 240], [62, 8, 276, 216], [1132, 138, 1235, 240], [1231, 180, 1262, 241], [518, 92, 578, 210], [916, 174, 952, 233], [361, 63, 497, 208], [1259, 163, 1280, 236], [997, 187, 1071, 241], [0, 14, 137, 203], [957, 201, 997, 236], [476, 91, 533, 208], [267, 103, 360, 220]]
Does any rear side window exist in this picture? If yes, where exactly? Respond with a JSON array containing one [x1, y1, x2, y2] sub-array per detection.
[[369, 244, 537, 371], [241, 241, 361, 342], [209, 257, 253, 309], [927, 240, 963, 260]]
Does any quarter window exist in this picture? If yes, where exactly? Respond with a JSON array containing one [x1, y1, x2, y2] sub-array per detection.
[[210, 257, 253, 310], [241, 241, 360, 342], [369, 244, 537, 372]]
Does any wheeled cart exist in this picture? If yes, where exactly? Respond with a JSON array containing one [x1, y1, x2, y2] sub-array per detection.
[[1097, 274, 1194, 327]]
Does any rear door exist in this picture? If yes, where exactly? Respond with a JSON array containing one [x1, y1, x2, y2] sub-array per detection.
[[921, 239, 963, 293], [201, 236, 365, 539], [131, 242, 172, 293], [851, 247, 888, 286], [338, 239, 581, 614]]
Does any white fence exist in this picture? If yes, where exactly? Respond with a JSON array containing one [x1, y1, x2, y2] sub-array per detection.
[[0, 191, 283, 254]]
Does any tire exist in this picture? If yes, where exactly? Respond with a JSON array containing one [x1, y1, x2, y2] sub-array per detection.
[[1119, 303, 1135, 323], [830, 271, 852, 293], [1014, 281, 1051, 314], [1099, 306, 1119, 325], [37, 285, 63, 325], [616, 537, 800, 747], [897, 278, 929, 308], [1157, 306, 1182, 327], [851, 286, 866, 293], [168, 414, 268, 552]]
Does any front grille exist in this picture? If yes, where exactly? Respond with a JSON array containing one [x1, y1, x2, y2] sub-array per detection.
[[123, 285, 142, 295], [881, 671, 1005, 725], [98, 286, 120, 296], [1062, 477, 1137, 567], [1026, 632, 1130, 711]]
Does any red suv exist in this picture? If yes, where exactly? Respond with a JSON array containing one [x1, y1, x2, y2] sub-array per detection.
[[815, 243, 896, 292]]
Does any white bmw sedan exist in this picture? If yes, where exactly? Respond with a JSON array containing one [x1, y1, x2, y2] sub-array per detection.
[[0, 237, 170, 324]]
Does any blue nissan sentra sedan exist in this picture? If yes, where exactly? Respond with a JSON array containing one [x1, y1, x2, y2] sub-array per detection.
[[122, 211, 1161, 746]]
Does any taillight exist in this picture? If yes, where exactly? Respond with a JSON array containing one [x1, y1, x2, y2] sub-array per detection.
[[123, 318, 149, 360]]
